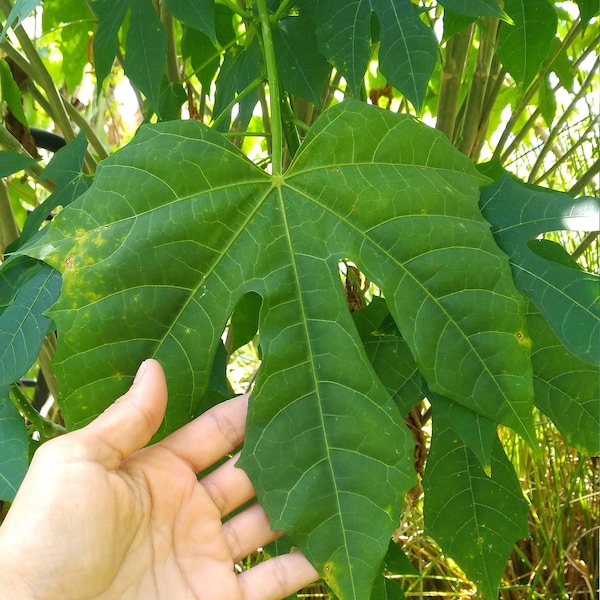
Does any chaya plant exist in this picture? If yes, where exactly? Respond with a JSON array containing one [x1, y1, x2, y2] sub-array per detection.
[[0, 0, 598, 598]]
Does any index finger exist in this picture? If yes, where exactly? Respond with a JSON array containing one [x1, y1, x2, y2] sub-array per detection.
[[156, 393, 249, 473]]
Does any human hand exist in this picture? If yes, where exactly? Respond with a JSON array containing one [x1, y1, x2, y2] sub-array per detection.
[[0, 359, 319, 600]]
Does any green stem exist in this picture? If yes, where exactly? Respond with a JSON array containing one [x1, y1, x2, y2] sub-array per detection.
[[571, 230, 599, 261], [0, 179, 19, 257], [527, 56, 599, 183], [211, 76, 263, 130], [220, 0, 252, 19], [11, 384, 65, 441], [271, 0, 294, 23], [435, 24, 473, 140], [256, 0, 282, 176]]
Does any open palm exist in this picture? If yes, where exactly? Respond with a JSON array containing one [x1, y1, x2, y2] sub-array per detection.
[[0, 360, 318, 600]]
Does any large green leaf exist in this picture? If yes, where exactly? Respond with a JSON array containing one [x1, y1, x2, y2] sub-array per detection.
[[24, 100, 535, 597], [480, 175, 599, 365], [423, 411, 529, 599]]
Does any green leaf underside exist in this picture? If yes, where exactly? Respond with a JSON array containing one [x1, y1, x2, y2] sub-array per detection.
[[24, 100, 536, 598], [481, 176, 600, 365], [423, 413, 528, 599], [0, 388, 29, 501]]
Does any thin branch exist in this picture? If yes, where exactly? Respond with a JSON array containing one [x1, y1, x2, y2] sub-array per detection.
[[0, 179, 19, 257], [0, 0, 75, 141], [571, 230, 599, 261], [527, 56, 599, 183], [569, 158, 600, 196], [493, 18, 582, 161]]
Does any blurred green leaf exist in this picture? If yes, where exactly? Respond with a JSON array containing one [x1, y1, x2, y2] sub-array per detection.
[[181, 26, 219, 90], [305, 0, 437, 109], [41, 0, 94, 93], [0, 60, 27, 125], [213, 39, 263, 131], [166, 0, 215, 43], [352, 297, 423, 415], [423, 413, 529, 600], [480, 175, 600, 365], [0, 151, 38, 178], [0, 0, 41, 43]]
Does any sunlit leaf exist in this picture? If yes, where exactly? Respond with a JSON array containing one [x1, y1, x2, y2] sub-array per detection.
[[480, 175, 600, 365]]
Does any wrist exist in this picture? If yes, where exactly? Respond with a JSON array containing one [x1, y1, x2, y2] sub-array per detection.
[[0, 534, 32, 600]]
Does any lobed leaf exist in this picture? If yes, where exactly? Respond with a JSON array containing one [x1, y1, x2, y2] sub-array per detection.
[[304, 0, 437, 110], [24, 100, 535, 597], [423, 411, 529, 599]]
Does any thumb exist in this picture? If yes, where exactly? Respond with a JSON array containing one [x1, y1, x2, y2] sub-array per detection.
[[82, 359, 168, 461]]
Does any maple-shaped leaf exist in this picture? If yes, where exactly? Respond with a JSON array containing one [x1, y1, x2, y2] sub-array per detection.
[[23, 100, 534, 598]]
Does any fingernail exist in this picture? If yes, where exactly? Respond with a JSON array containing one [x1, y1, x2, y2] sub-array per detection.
[[133, 360, 149, 385]]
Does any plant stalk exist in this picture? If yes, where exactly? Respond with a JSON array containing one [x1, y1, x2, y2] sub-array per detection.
[[436, 24, 473, 140], [256, 0, 283, 176], [0, 178, 19, 257], [0, 0, 75, 142]]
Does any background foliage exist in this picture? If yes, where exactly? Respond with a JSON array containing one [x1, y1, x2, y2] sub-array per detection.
[[0, 0, 598, 598]]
